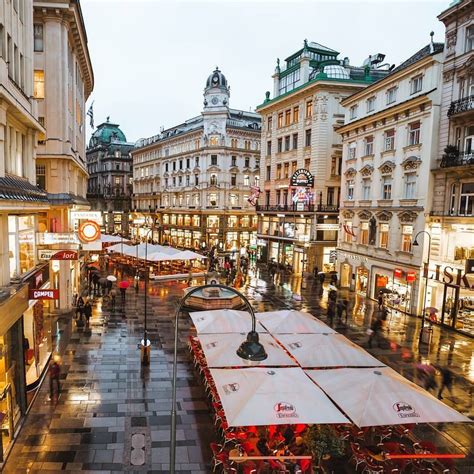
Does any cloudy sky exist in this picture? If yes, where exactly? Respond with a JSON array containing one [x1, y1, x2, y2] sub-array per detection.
[[81, 0, 447, 143]]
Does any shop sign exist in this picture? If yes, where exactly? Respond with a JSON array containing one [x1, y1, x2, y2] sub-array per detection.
[[296, 202, 305, 211], [406, 271, 416, 283], [424, 263, 473, 289], [394, 268, 403, 279], [52, 250, 78, 260], [315, 224, 339, 231], [37, 232, 79, 245], [290, 169, 314, 188], [71, 211, 103, 224], [29, 289, 59, 300], [78, 221, 101, 243]]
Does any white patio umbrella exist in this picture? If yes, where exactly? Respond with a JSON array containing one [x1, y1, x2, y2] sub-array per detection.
[[306, 367, 471, 427], [278, 333, 385, 368], [189, 309, 267, 334], [210, 367, 349, 427], [197, 333, 297, 368], [100, 234, 130, 243], [178, 250, 207, 260], [106, 243, 134, 254], [256, 309, 335, 334]]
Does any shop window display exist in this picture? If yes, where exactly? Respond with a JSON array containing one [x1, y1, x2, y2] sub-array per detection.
[[8, 216, 36, 279], [356, 267, 368, 296]]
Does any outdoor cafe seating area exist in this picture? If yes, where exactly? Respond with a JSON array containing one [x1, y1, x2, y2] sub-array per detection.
[[185, 309, 470, 473]]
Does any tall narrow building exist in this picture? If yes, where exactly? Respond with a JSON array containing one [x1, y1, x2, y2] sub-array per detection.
[[256, 41, 389, 274], [132, 68, 261, 258]]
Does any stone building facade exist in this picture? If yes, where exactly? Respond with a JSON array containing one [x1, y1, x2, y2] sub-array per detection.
[[86, 119, 134, 235], [256, 41, 389, 274], [428, 0, 474, 337], [131, 68, 260, 257], [337, 40, 444, 317]]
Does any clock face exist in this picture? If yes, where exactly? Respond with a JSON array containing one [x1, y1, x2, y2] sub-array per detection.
[[211, 97, 219, 105]]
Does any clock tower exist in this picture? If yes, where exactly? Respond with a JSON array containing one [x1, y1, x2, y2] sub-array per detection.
[[202, 67, 230, 139]]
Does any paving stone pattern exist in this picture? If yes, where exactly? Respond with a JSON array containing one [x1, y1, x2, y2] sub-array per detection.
[[5, 267, 473, 473]]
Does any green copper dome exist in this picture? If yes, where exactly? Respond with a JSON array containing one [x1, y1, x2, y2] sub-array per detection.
[[89, 117, 127, 147]]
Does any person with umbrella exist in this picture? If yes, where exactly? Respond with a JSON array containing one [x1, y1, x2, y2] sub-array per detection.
[[83, 300, 92, 326], [99, 277, 107, 296], [438, 366, 453, 399], [119, 280, 129, 306]]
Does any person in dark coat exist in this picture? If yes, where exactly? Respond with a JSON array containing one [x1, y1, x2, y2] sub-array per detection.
[[368, 317, 383, 348], [438, 367, 453, 399], [377, 290, 384, 309], [106, 279, 112, 295], [318, 272, 325, 285], [75, 296, 84, 319], [49, 359, 61, 398], [83, 301, 92, 325]]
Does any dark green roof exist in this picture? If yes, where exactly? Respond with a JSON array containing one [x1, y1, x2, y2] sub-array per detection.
[[89, 119, 127, 147]]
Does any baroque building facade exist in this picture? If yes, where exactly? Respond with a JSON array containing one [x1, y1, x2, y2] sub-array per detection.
[[428, 0, 474, 337], [256, 40, 389, 274], [337, 39, 444, 319], [131, 68, 260, 256], [0, 0, 93, 462], [86, 119, 134, 236]]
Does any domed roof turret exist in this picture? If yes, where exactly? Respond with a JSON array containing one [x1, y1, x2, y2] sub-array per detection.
[[205, 67, 228, 89], [88, 117, 127, 148]]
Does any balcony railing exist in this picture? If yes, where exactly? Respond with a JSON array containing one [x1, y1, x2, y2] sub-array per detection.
[[447, 95, 474, 117], [430, 210, 474, 218], [439, 151, 474, 168], [256, 204, 339, 213]]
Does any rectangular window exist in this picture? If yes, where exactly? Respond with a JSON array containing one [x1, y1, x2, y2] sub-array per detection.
[[179, 160, 183, 169], [276, 190, 281, 205], [382, 176, 392, 199], [459, 182, 474, 215], [362, 179, 371, 200], [348, 142, 356, 159], [292, 133, 298, 149], [277, 137, 283, 153], [384, 129, 395, 151], [33, 70, 45, 99], [244, 157, 250, 168], [284, 162, 289, 179], [34, 24, 43, 52], [304, 158, 310, 170], [408, 121, 420, 146], [349, 105, 358, 119], [36, 165, 46, 189], [404, 173, 416, 199], [276, 164, 282, 180], [305, 129, 311, 147], [379, 223, 389, 248], [346, 179, 354, 200], [265, 191, 270, 206], [195, 175, 199, 185], [195, 156, 199, 166], [165, 163, 169, 172], [344, 222, 353, 243], [278, 112, 283, 128], [386, 87, 397, 104], [211, 154, 217, 165], [285, 109, 291, 126], [186, 158, 190, 168], [267, 116, 273, 130], [293, 106, 299, 123], [360, 222, 369, 245], [266, 165, 271, 181], [173, 161, 176, 171], [244, 175, 250, 186], [186, 175, 190, 186], [327, 187, 334, 205], [410, 75, 423, 94], [466, 25, 474, 52], [291, 161, 297, 174], [366, 96, 375, 113], [364, 136, 374, 156], [231, 156, 237, 167], [306, 100, 313, 118], [401, 225, 413, 252], [266, 141, 272, 156], [231, 174, 236, 186], [284, 135, 290, 151]]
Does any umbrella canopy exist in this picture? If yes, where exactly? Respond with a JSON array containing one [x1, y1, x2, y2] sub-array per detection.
[[196, 333, 297, 368], [178, 250, 207, 260], [255, 310, 335, 334], [106, 243, 134, 254], [118, 281, 130, 289], [106, 275, 117, 282], [189, 309, 267, 334], [306, 367, 471, 427], [210, 367, 349, 427], [278, 333, 385, 368], [100, 235, 130, 243], [146, 252, 177, 262]]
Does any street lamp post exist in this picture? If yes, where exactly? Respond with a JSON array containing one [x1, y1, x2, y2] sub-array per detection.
[[412, 230, 432, 344], [140, 227, 153, 365], [169, 283, 267, 473]]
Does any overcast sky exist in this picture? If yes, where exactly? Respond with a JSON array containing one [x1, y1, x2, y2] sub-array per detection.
[[81, 0, 447, 143]]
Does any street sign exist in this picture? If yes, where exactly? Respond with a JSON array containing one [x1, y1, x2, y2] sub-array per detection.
[[29, 289, 59, 300], [37, 233, 79, 245], [78, 221, 101, 243], [52, 250, 78, 260]]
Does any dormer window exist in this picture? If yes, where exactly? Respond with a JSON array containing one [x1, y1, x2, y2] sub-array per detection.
[[349, 105, 358, 120]]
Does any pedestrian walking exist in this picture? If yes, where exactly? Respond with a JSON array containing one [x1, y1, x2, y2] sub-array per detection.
[[75, 295, 84, 319], [83, 300, 92, 325], [330, 273, 338, 286], [423, 370, 437, 393], [327, 300, 336, 326], [106, 279, 112, 295], [367, 316, 383, 348], [134, 275, 140, 294], [110, 288, 116, 312], [49, 358, 61, 399], [438, 367, 453, 399], [377, 290, 384, 309], [318, 272, 325, 286], [120, 287, 126, 305], [313, 266, 319, 279], [336, 299, 345, 320]]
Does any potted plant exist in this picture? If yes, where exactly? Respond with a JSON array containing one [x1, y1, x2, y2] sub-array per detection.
[[304, 425, 346, 473], [441, 145, 459, 167]]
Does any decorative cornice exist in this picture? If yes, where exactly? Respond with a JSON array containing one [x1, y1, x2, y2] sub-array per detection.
[[341, 209, 354, 219], [358, 210, 372, 220], [344, 167, 357, 178], [360, 164, 374, 177], [398, 210, 418, 222], [401, 156, 422, 171], [379, 160, 396, 174], [376, 210, 392, 221]]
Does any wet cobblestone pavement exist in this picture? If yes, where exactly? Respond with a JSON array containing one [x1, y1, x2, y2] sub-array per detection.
[[5, 268, 473, 473]]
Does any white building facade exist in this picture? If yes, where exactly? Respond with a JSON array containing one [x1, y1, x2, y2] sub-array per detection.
[[132, 68, 260, 256], [337, 40, 444, 317]]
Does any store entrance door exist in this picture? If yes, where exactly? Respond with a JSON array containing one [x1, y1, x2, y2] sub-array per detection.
[[441, 284, 459, 328]]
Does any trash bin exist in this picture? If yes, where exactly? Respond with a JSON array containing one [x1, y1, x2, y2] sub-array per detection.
[[420, 326, 432, 344], [140, 339, 151, 365]]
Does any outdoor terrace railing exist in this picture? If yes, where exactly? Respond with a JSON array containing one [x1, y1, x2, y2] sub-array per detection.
[[439, 152, 474, 168], [447, 95, 474, 116]]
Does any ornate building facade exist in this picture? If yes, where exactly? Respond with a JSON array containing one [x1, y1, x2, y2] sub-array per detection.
[[86, 119, 134, 235], [428, 0, 474, 337], [337, 39, 444, 318], [256, 41, 389, 274], [131, 68, 261, 255]]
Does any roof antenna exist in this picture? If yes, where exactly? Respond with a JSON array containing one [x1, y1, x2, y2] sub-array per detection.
[[429, 31, 435, 53]]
